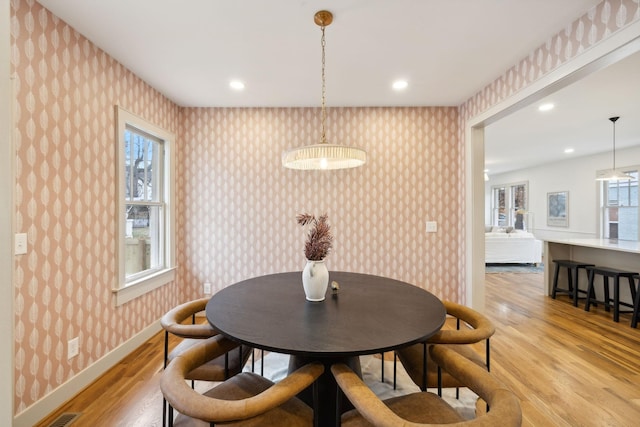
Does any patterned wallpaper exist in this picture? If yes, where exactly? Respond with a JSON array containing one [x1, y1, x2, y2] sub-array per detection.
[[460, 0, 640, 120], [178, 107, 462, 298], [10, 0, 640, 417], [11, 0, 182, 413]]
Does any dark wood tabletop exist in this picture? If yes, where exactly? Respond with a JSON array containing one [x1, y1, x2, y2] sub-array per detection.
[[206, 271, 445, 426], [206, 271, 445, 358]]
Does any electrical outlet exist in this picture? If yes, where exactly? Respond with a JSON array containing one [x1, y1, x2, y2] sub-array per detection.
[[15, 233, 27, 255], [426, 221, 438, 233], [68, 337, 79, 359], [203, 281, 212, 295]]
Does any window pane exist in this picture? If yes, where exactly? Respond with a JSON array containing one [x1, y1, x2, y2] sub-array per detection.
[[607, 185, 619, 205], [146, 140, 160, 201], [143, 141, 153, 200], [125, 128, 160, 203], [493, 187, 506, 226], [124, 131, 132, 200], [603, 170, 638, 240], [618, 207, 638, 240], [511, 184, 527, 229], [125, 204, 162, 277], [603, 207, 618, 239]]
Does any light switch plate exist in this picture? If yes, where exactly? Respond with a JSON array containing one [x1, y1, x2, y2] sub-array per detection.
[[68, 337, 79, 359], [203, 281, 212, 295], [15, 233, 27, 255], [426, 221, 438, 233]]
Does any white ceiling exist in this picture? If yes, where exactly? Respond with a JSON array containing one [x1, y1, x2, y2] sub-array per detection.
[[36, 0, 638, 173], [485, 51, 640, 175], [36, 0, 601, 107]]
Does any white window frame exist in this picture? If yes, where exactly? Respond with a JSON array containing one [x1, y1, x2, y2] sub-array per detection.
[[597, 165, 639, 241], [114, 106, 175, 306], [490, 181, 529, 229]]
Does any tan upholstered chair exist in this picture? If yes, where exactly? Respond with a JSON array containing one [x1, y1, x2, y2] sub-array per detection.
[[160, 298, 252, 426], [395, 300, 495, 392], [332, 344, 522, 427], [161, 335, 324, 427], [161, 297, 218, 368]]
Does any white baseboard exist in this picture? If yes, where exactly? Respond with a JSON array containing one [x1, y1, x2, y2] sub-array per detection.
[[13, 321, 162, 427]]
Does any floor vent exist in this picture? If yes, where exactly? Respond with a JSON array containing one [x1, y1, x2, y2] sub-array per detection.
[[48, 413, 81, 427]]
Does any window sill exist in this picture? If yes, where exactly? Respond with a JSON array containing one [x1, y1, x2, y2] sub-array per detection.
[[113, 268, 175, 306]]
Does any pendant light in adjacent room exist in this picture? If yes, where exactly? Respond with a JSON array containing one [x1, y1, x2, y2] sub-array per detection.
[[282, 10, 367, 170], [596, 116, 632, 181]]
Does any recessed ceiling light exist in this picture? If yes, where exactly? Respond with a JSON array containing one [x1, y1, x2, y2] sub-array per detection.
[[538, 103, 554, 112], [392, 80, 408, 90], [230, 80, 245, 90], [564, 148, 574, 154]]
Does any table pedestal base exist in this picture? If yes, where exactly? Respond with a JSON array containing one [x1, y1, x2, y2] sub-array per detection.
[[288, 355, 362, 427]]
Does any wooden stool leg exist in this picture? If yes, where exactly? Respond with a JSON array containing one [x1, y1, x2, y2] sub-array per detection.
[[632, 279, 640, 329], [613, 276, 620, 322], [566, 267, 574, 293], [585, 269, 595, 312], [603, 276, 611, 313], [629, 276, 637, 306], [570, 267, 579, 307], [589, 277, 597, 307], [552, 263, 561, 299]]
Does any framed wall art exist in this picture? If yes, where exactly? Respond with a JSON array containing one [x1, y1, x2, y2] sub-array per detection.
[[547, 191, 568, 227]]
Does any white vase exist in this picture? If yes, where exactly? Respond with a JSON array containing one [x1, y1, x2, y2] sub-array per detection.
[[302, 260, 329, 301]]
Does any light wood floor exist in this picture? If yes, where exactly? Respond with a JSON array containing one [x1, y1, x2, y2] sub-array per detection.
[[35, 272, 640, 427]]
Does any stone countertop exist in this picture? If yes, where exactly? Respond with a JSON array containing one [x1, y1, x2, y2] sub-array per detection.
[[544, 238, 640, 254]]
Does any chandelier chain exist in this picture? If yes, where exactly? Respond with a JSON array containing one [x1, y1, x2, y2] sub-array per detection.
[[320, 24, 327, 144], [612, 119, 616, 169], [610, 116, 619, 170], [281, 10, 366, 170]]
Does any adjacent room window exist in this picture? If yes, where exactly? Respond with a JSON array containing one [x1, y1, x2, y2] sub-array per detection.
[[601, 169, 638, 240], [510, 183, 528, 230], [491, 182, 529, 230], [491, 186, 507, 227], [115, 106, 175, 305]]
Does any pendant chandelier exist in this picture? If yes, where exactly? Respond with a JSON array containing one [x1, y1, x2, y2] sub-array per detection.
[[596, 116, 632, 181], [282, 10, 367, 170]]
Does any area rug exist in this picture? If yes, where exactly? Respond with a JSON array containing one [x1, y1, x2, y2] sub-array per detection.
[[485, 263, 544, 273], [245, 351, 478, 420]]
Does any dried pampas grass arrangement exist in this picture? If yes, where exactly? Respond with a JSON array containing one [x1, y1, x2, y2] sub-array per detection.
[[296, 213, 333, 261]]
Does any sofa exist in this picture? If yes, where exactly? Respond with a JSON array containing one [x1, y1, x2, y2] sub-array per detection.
[[485, 227, 542, 265]]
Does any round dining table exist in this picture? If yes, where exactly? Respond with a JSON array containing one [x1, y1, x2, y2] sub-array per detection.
[[206, 271, 446, 427]]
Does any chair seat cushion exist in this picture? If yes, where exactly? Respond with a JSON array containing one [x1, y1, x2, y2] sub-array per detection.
[[167, 338, 203, 362], [341, 391, 465, 427], [187, 346, 251, 382], [169, 339, 251, 382], [397, 343, 487, 389], [173, 372, 313, 427]]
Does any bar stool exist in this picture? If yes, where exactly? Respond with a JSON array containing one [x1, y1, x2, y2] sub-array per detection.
[[551, 259, 594, 307], [632, 275, 640, 329], [585, 266, 638, 322]]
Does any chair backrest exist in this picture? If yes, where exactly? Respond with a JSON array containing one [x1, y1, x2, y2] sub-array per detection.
[[427, 300, 495, 344], [332, 344, 521, 427], [160, 297, 216, 339], [430, 345, 521, 425], [161, 335, 324, 423], [395, 300, 496, 391]]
